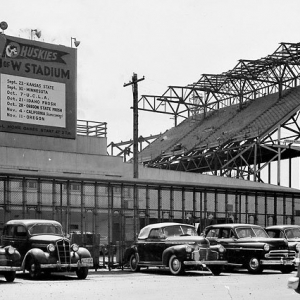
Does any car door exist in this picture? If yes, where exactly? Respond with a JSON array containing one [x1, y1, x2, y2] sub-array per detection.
[[143, 228, 166, 264], [216, 228, 243, 264], [13, 225, 28, 258]]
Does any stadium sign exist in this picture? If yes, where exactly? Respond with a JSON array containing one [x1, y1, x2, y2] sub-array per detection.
[[0, 35, 77, 138]]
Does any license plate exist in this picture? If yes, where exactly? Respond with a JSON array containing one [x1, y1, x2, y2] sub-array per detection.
[[81, 257, 93, 266]]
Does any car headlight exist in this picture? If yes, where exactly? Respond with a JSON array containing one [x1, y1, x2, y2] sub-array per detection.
[[296, 243, 300, 252], [47, 243, 56, 253], [218, 245, 225, 253], [186, 245, 193, 253], [264, 243, 270, 251], [6, 246, 15, 255], [71, 243, 79, 252]]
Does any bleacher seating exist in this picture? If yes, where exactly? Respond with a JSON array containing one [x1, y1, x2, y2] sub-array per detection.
[[138, 86, 300, 163]]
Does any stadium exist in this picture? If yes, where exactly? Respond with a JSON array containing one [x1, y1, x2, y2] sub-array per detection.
[[1, 35, 300, 267]]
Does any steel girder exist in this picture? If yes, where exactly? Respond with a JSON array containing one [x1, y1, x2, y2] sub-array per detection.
[[107, 133, 161, 162], [138, 42, 300, 121], [145, 111, 300, 183]]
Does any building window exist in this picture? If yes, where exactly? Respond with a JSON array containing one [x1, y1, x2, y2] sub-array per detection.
[[19, 181, 38, 189], [63, 183, 81, 191]]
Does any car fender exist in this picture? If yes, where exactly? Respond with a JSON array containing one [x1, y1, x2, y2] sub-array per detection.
[[21, 248, 48, 270], [162, 245, 187, 266], [123, 245, 138, 262], [76, 247, 92, 258]]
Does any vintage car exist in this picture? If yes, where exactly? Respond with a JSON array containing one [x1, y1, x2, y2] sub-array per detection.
[[123, 222, 227, 275], [203, 223, 296, 274], [1, 219, 93, 279], [265, 225, 300, 253], [0, 245, 21, 282]]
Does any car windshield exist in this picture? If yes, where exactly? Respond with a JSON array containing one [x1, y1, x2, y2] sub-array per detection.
[[253, 227, 269, 238], [285, 228, 300, 239], [236, 226, 268, 238], [29, 224, 63, 235], [163, 225, 197, 237]]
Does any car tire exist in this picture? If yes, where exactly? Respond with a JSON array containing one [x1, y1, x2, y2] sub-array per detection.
[[169, 255, 184, 275], [129, 253, 140, 272], [209, 266, 222, 276], [28, 258, 41, 279], [4, 271, 16, 282], [76, 267, 89, 279], [281, 266, 294, 274], [246, 256, 263, 274]]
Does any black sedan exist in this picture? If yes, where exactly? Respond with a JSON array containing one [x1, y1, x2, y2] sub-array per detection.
[[124, 222, 227, 275], [203, 223, 296, 274], [265, 225, 300, 253]]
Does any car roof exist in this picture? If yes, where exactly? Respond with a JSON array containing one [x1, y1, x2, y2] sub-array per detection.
[[265, 225, 300, 230], [138, 222, 195, 239], [142, 222, 194, 230], [205, 223, 263, 229], [5, 219, 62, 227]]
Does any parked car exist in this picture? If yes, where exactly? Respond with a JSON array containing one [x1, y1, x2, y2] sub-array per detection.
[[0, 245, 21, 282], [1, 219, 93, 279], [123, 222, 227, 275], [265, 225, 300, 254], [203, 223, 296, 274]]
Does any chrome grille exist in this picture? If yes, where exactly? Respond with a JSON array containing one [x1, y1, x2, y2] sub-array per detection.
[[265, 250, 296, 259], [207, 250, 219, 261], [56, 239, 71, 264], [193, 248, 209, 261]]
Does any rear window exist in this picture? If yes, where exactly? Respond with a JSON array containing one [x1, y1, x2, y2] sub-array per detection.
[[16, 225, 27, 237]]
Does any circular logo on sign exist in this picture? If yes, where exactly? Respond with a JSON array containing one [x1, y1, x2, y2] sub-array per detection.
[[6, 42, 19, 58]]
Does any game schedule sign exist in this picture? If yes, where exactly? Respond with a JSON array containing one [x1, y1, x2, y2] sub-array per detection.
[[0, 35, 76, 138]]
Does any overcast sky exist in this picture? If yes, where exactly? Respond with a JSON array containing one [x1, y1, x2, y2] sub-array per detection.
[[3, 0, 300, 145]]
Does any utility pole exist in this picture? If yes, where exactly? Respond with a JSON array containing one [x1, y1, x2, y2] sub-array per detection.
[[124, 73, 145, 178], [124, 73, 145, 240]]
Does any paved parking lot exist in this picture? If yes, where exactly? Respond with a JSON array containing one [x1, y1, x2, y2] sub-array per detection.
[[0, 268, 299, 300]]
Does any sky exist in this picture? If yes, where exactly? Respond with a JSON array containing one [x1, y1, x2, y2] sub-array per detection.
[[2, 0, 300, 146]]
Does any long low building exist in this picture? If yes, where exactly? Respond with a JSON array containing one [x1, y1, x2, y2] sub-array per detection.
[[0, 129, 299, 248]]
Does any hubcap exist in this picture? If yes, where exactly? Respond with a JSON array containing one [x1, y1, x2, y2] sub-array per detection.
[[31, 264, 35, 272], [172, 259, 180, 271], [131, 257, 137, 269]]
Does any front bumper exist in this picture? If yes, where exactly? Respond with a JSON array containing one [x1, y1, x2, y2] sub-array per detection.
[[184, 260, 228, 266], [40, 257, 93, 269], [260, 259, 294, 266], [0, 266, 21, 271]]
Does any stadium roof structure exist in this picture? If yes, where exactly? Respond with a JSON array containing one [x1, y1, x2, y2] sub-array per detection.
[[136, 42, 300, 184]]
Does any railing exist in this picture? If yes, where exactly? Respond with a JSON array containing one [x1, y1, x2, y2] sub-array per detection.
[[77, 120, 107, 137]]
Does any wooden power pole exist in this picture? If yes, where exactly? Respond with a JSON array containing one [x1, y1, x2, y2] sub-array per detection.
[[124, 73, 145, 179]]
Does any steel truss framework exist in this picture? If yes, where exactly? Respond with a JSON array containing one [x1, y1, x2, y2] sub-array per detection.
[[149, 111, 300, 184], [138, 42, 300, 182], [107, 134, 161, 161], [139, 42, 300, 124]]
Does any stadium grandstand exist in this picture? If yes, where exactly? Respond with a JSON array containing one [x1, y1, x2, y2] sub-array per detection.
[[110, 42, 300, 187]]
